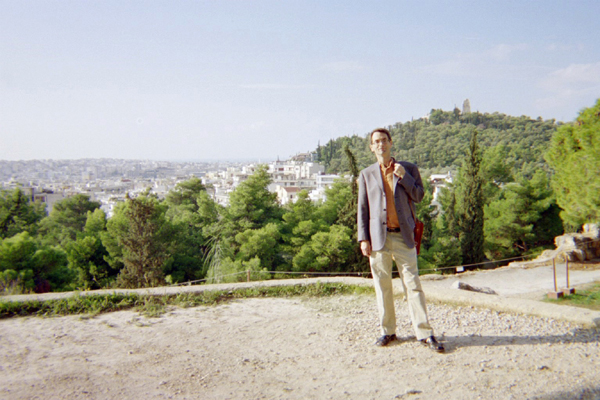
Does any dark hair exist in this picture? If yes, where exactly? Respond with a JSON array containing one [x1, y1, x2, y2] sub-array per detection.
[[370, 128, 391, 143]]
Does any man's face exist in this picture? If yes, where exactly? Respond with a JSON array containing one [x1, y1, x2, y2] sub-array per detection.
[[370, 131, 392, 158]]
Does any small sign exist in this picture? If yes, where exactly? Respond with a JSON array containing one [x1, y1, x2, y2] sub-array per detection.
[[456, 266, 464, 272]]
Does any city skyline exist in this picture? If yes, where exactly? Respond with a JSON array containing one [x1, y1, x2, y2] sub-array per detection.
[[2, 1, 599, 161]]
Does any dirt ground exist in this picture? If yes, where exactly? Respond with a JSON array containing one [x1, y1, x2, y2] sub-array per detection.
[[1, 293, 600, 400]]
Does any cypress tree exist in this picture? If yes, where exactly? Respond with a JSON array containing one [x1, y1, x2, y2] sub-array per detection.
[[456, 131, 485, 267], [337, 146, 369, 272]]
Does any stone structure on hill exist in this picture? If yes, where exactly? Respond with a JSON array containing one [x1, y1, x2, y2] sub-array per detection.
[[462, 99, 471, 114], [509, 224, 600, 268]]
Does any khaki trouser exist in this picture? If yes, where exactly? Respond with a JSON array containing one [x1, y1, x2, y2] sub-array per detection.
[[369, 231, 433, 340]]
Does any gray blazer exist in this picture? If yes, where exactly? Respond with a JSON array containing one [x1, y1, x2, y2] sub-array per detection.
[[357, 160, 424, 251]]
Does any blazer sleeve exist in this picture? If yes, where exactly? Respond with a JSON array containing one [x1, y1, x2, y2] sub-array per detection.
[[357, 171, 370, 243], [398, 162, 424, 204]]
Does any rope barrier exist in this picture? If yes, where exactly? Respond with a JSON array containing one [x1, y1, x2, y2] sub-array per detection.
[[170, 235, 600, 286], [169, 253, 539, 286]]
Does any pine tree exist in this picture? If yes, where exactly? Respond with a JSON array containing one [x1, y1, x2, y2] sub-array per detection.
[[104, 193, 172, 288], [546, 98, 600, 229]]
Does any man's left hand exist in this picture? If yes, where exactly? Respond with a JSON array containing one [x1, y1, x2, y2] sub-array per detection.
[[394, 163, 405, 178]]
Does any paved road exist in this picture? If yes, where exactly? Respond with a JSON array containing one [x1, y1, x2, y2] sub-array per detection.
[[418, 263, 600, 328], [421, 262, 600, 297]]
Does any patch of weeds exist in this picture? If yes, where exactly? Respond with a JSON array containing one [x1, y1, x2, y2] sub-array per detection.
[[171, 292, 199, 308], [136, 296, 168, 318], [1, 283, 374, 319], [545, 282, 600, 311], [0, 293, 142, 319]]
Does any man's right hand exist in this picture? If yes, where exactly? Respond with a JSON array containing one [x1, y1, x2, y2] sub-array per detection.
[[360, 240, 372, 257]]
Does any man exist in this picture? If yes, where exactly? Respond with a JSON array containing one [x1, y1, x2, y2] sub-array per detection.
[[357, 127, 444, 352]]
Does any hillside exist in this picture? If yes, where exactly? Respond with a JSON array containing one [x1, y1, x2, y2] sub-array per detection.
[[318, 109, 560, 178]]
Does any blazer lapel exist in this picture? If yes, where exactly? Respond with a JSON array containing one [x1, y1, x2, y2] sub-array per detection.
[[369, 162, 384, 192]]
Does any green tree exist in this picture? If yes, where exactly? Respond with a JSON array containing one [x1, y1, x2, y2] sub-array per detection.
[[0, 232, 38, 292], [65, 209, 115, 289], [455, 131, 485, 267], [226, 165, 282, 233], [104, 193, 172, 288], [0, 188, 46, 239], [281, 190, 322, 264], [419, 186, 463, 274], [484, 170, 562, 259], [0, 232, 68, 293], [314, 180, 353, 226], [480, 144, 514, 202], [165, 177, 206, 207], [234, 223, 282, 271], [415, 180, 436, 251], [205, 166, 282, 281], [320, 109, 557, 180], [420, 236, 462, 274], [546, 98, 600, 229], [206, 256, 269, 283], [38, 194, 102, 246], [292, 224, 354, 273], [337, 146, 369, 272], [164, 178, 216, 283]]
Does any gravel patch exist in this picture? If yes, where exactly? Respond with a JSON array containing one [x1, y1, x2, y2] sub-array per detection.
[[1, 294, 599, 399]]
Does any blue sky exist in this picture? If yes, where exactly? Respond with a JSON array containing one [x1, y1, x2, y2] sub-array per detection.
[[1, 1, 599, 161]]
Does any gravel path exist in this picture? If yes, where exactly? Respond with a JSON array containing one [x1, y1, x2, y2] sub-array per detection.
[[1, 294, 599, 399]]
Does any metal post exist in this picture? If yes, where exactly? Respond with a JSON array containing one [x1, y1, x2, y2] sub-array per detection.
[[548, 258, 564, 299], [566, 258, 569, 288], [563, 258, 575, 295], [553, 258, 557, 292]]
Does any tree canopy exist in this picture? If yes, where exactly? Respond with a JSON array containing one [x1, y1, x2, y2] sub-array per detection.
[[318, 110, 558, 180], [546, 98, 600, 229], [3, 104, 595, 293]]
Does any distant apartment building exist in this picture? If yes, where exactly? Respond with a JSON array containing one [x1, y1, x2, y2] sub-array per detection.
[[2, 157, 342, 213], [30, 188, 67, 214], [200, 156, 340, 206], [267, 158, 339, 204]]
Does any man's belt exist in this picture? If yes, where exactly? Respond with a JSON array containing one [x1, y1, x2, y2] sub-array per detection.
[[386, 227, 401, 232]]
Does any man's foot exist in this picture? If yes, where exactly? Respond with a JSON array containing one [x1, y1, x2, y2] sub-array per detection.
[[376, 334, 397, 347], [420, 336, 444, 353]]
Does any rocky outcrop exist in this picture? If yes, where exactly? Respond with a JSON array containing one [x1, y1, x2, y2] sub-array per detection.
[[509, 223, 600, 268]]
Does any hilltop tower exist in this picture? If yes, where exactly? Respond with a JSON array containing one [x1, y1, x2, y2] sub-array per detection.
[[463, 99, 471, 114]]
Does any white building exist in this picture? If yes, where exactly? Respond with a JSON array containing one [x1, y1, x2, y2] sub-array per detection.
[[430, 172, 453, 208], [276, 186, 302, 205], [315, 174, 340, 189]]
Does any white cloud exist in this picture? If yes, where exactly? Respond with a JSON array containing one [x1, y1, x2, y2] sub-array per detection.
[[535, 62, 600, 112], [540, 62, 600, 89]]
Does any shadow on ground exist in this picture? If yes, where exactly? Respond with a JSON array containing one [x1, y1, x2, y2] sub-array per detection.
[[439, 328, 599, 353], [530, 385, 600, 400]]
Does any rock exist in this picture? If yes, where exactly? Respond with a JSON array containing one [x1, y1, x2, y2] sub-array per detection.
[[451, 281, 497, 295], [510, 225, 600, 268], [583, 223, 599, 236]]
